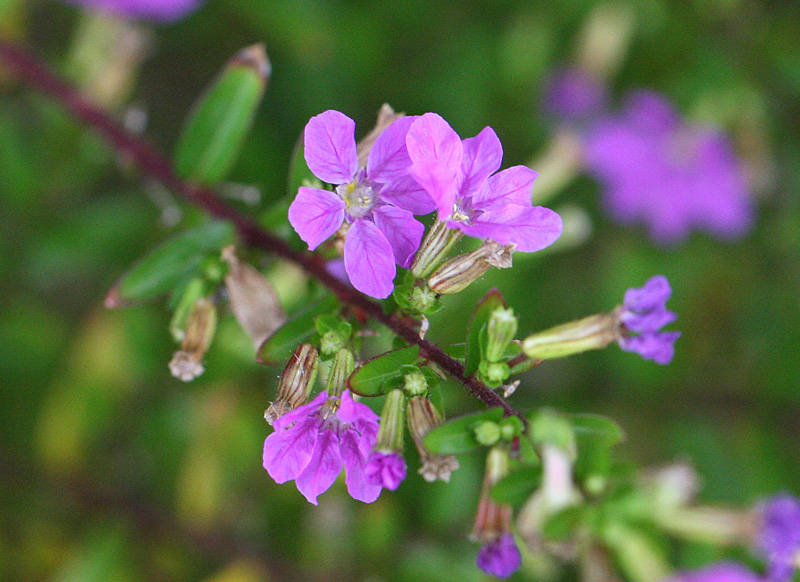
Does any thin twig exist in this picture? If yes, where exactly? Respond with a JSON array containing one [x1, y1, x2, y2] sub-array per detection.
[[0, 40, 516, 415]]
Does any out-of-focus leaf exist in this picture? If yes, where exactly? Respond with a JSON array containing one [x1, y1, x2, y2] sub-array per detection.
[[347, 345, 420, 397], [107, 221, 235, 307], [464, 288, 506, 377], [571, 414, 625, 446], [490, 465, 543, 506], [422, 407, 505, 455], [572, 414, 625, 480], [174, 45, 270, 186], [602, 522, 671, 582], [256, 293, 338, 365]]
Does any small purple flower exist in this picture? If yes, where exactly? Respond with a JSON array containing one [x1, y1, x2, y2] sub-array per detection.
[[262, 390, 382, 504], [665, 563, 764, 582], [289, 111, 435, 299], [406, 113, 563, 252], [542, 68, 607, 123], [583, 91, 752, 244], [64, 0, 202, 21], [618, 275, 680, 364], [365, 451, 407, 491], [476, 533, 522, 579], [757, 494, 800, 582]]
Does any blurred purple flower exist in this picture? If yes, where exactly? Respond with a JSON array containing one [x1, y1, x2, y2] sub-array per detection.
[[583, 91, 752, 244], [476, 533, 521, 579], [406, 112, 563, 252], [65, 0, 201, 21], [365, 451, 407, 490], [757, 494, 800, 582], [619, 275, 680, 364], [665, 563, 763, 582], [289, 110, 433, 299], [543, 68, 607, 122], [262, 390, 382, 504]]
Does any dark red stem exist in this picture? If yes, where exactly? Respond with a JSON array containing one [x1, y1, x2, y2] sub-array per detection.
[[0, 40, 515, 414]]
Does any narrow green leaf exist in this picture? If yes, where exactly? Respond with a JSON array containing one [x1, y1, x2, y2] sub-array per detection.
[[464, 288, 506, 377], [571, 414, 625, 446], [256, 294, 339, 365], [490, 465, 543, 506], [175, 45, 270, 186], [347, 345, 420, 397], [107, 221, 235, 306], [422, 407, 505, 455]]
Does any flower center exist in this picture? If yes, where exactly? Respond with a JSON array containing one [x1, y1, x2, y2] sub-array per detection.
[[450, 199, 472, 224], [337, 172, 376, 220]]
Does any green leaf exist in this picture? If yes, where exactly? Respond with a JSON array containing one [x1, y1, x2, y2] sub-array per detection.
[[174, 45, 270, 186], [256, 294, 339, 365], [571, 414, 625, 445], [347, 345, 420, 397], [490, 465, 543, 505], [571, 414, 625, 480], [464, 288, 506, 377], [107, 221, 235, 306], [422, 407, 505, 455]]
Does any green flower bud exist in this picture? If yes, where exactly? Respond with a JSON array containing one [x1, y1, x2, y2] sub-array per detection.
[[521, 311, 619, 360], [473, 421, 501, 446], [403, 369, 428, 397], [485, 307, 518, 362], [479, 361, 511, 388], [375, 389, 406, 453], [408, 284, 438, 313], [326, 348, 356, 398]]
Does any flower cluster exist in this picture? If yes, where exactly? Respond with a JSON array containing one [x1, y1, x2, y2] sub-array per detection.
[[289, 110, 562, 298], [582, 91, 752, 244], [619, 275, 680, 365], [65, 0, 202, 21]]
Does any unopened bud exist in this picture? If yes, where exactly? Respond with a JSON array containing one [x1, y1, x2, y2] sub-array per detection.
[[408, 285, 438, 313], [521, 311, 620, 360], [411, 220, 464, 278], [407, 396, 459, 482], [479, 361, 511, 388], [320, 330, 346, 355], [403, 369, 428, 397], [374, 389, 406, 453], [428, 240, 515, 294], [472, 447, 513, 543], [264, 343, 319, 424], [222, 247, 286, 349], [326, 348, 355, 398], [485, 307, 518, 362], [169, 298, 217, 382], [474, 421, 501, 447]]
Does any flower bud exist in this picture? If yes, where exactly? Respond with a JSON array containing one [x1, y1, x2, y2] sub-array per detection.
[[222, 246, 286, 350], [474, 421, 501, 447], [407, 396, 459, 482], [485, 307, 518, 363], [521, 311, 619, 360], [264, 343, 319, 425], [169, 297, 217, 382], [365, 389, 408, 491], [326, 348, 355, 398], [479, 361, 511, 388], [428, 240, 514, 295], [472, 448, 521, 579], [403, 369, 428, 397], [408, 285, 438, 313], [411, 220, 464, 278]]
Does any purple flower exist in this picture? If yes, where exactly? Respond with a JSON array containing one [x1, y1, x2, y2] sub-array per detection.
[[619, 275, 680, 364], [262, 390, 382, 504], [288, 111, 434, 299], [757, 494, 800, 582], [406, 113, 563, 252], [64, 0, 201, 21], [542, 68, 607, 122], [665, 563, 764, 582], [583, 91, 752, 244], [476, 533, 521, 579], [365, 451, 407, 490]]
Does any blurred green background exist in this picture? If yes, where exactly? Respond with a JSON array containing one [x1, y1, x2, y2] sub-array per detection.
[[1, 0, 799, 580]]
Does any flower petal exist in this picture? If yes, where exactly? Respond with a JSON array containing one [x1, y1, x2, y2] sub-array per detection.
[[378, 173, 437, 215], [295, 427, 342, 505], [304, 110, 358, 184], [623, 275, 672, 312], [343, 219, 396, 298], [473, 165, 538, 210], [367, 116, 417, 184], [262, 415, 319, 484], [340, 429, 382, 503], [288, 187, 346, 250], [406, 113, 463, 219], [476, 534, 521, 579], [464, 205, 562, 252], [460, 126, 503, 198], [365, 451, 407, 490], [372, 205, 425, 268]]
